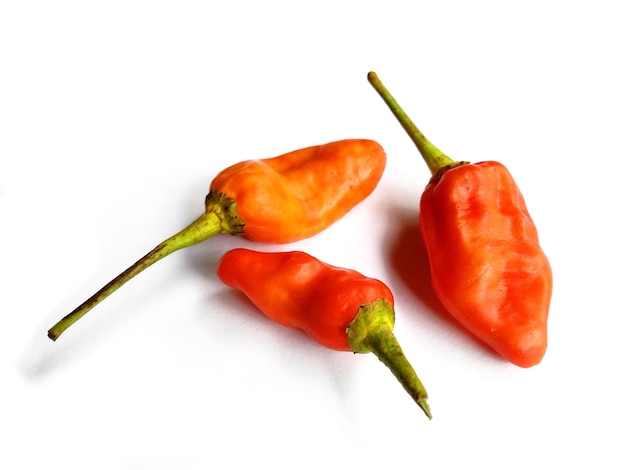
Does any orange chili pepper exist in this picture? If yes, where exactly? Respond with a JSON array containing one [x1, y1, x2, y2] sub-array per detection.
[[217, 248, 431, 419], [368, 72, 552, 368], [47, 139, 386, 340]]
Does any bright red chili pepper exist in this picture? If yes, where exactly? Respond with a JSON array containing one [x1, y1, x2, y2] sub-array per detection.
[[368, 72, 552, 368], [216, 248, 432, 419], [48, 139, 386, 340]]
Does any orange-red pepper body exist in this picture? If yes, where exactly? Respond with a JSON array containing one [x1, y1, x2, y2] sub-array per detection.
[[210, 139, 386, 243], [216, 248, 432, 418], [47, 139, 385, 341], [420, 162, 553, 368], [216, 248, 394, 350], [367, 71, 553, 368]]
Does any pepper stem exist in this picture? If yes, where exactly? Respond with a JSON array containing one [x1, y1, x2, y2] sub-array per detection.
[[47, 190, 245, 341], [346, 298, 432, 420], [367, 71, 458, 177]]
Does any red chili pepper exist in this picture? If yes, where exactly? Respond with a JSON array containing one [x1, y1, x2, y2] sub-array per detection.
[[216, 248, 432, 419], [368, 72, 552, 368], [48, 139, 386, 340]]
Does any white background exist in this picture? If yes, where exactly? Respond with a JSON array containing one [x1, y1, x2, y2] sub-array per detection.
[[2, 1, 625, 469]]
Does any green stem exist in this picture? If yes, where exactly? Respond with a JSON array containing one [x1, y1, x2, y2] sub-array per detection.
[[47, 190, 244, 341], [346, 298, 432, 420], [367, 71, 458, 177]]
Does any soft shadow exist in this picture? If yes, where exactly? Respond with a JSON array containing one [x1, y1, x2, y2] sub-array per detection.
[[20, 333, 74, 382], [385, 206, 499, 358], [18, 313, 110, 383], [386, 207, 457, 328], [184, 233, 265, 285], [187, 237, 361, 417]]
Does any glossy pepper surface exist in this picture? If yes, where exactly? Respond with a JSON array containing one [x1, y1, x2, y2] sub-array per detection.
[[217, 248, 431, 419], [211, 139, 386, 243], [48, 139, 386, 340], [368, 72, 552, 368]]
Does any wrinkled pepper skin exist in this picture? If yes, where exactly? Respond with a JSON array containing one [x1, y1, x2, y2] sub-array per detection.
[[420, 162, 552, 368], [217, 248, 432, 418], [367, 71, 553, 368], [47, 139, 385, 341], [217, 249, 394, 350], [211, 139, 386, 243]]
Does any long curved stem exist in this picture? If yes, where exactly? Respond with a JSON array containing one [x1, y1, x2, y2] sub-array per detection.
[[48, 190, 244, 341], [367, 71, 457, 176]]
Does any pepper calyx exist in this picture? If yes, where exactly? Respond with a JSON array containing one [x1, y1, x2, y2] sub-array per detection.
[[429, 161, 471, 184], [204, 189, 246, 236], [346, 298, 432, 419]]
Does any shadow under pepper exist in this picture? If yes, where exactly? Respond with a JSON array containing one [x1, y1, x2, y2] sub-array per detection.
[[368, 71, 552, 368], [216, 248, 432, 419], [47, 139, 386, 340]]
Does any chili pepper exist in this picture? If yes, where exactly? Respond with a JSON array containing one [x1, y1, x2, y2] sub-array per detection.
[[47, 139, 386, 340], [216, 248, 432, 419], [367, 72, 552, 368]]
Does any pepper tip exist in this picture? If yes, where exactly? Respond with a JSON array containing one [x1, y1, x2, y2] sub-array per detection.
[[419, 398, 432, 420]]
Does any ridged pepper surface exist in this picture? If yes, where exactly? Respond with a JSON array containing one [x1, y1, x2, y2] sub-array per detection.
[[48, 139, 386, 340], [217, 248, 431, 418], [368, 72, 552, 368]]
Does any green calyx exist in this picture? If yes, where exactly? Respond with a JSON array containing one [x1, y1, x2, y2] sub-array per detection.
[[346, 298, 432, 420], [47, 190, 244, 341], [204, 189, 246, 235], [367, 71, 464, 178]]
